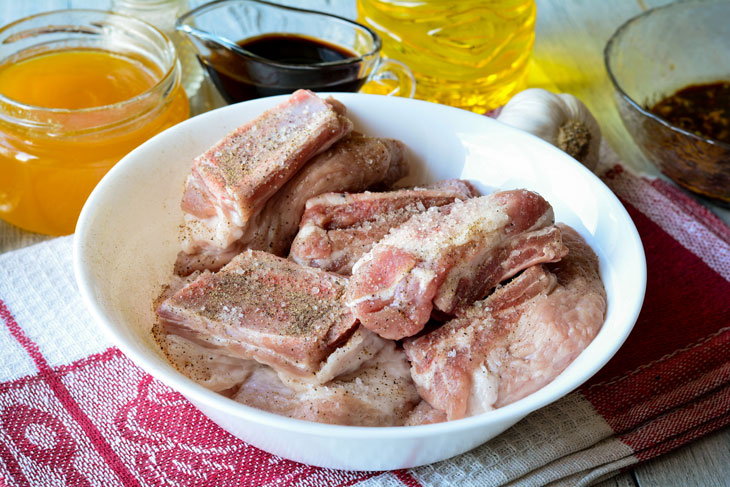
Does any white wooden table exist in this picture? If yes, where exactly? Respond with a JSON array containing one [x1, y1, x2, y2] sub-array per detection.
[[1, 1, 728, 486]]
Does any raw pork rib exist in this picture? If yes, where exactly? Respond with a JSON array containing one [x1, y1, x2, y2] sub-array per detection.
[[238, 133, 408, 256], [404, 225, 607, 420], [157, 249, 358, 377], [175, 132, 407, 275], [290, 180, 478, 275], [346, 190, 568, 340], [232, 340, 421, 426], [179, 89, 352, 257]]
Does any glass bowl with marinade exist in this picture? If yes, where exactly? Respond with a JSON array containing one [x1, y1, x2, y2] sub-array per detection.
[[605, 0, 730, 205]]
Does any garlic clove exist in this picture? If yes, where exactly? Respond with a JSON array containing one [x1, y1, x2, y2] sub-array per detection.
[[497, 88, 602, 171]]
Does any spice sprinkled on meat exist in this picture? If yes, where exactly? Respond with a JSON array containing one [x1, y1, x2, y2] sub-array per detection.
[[158, 250, 358, 377]]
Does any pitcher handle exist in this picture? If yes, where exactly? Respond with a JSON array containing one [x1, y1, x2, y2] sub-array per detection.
[[362, 58, 416, 98]]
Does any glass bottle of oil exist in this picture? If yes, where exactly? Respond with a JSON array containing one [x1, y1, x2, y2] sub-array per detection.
[[357, 0, 537, 113]]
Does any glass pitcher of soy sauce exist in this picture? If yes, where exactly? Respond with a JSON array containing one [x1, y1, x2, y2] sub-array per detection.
[[176, 0, 415, 103]]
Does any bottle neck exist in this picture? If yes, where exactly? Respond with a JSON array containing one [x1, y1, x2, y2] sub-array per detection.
[[112, 0, 191, 32], [113, 0, 188, 9]]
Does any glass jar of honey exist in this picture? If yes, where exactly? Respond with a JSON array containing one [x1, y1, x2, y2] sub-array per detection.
[[0, 10, 189, 236]]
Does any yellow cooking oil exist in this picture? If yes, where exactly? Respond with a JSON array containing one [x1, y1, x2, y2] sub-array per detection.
[[357, 0, 537, 113], [0, 49, 189, 235]]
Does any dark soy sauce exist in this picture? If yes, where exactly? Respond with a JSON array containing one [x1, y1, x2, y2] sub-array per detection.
[[201, 34, 366, 103], [242, 34, 356, 65]]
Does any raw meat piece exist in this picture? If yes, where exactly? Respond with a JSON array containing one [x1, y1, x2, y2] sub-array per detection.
[[179, 90, 352, 256], [346, 190, 568, 340], [157, 249, 358, 377], [174, 133, 408, 275], [404, 225, 607, 420], [232, 341, 421, 426], [404, 266, 555, 419], [290, 180, 478, 275], [239, 133, 408, 256]]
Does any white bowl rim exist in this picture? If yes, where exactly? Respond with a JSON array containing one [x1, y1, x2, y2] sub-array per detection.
[[73, 93, 647, 441]]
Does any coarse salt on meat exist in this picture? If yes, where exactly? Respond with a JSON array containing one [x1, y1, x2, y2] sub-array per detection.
[[346, 190, 568, 340], [290, 179, 478, 275]]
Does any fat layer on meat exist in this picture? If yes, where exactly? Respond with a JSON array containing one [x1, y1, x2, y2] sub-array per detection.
[[290, 179, 478, 275], [404, 225, 607, 420], [179, 89, 352, 257], [346, 190, 568, 340], [157, 249, 358, 378], [232, 340, 421, 426]]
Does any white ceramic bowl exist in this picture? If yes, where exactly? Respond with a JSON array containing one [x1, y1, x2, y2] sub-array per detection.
[[74, 93, 646, 471]]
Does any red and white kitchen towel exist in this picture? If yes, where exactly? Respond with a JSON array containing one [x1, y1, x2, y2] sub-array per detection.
[[1, 157, 729, 487]]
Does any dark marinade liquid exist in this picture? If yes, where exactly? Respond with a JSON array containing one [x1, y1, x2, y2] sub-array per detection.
[[202, 34, 366, 103], [241, 34, 356, 65], [649, 81, 730, 144]]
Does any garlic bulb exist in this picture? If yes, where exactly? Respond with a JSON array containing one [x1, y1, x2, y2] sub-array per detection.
[[497, 88, 602, 171]]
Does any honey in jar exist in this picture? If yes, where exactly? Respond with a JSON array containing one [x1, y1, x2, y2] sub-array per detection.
[[0, 10, 189, 236], [357, 0, 536, 113], [0, 50, 160, 110]]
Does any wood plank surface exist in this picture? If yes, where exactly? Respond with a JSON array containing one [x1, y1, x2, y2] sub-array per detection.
[[0, 1, 728, 486], [633, 429, 730, 487], [0, 220, 50, 253]]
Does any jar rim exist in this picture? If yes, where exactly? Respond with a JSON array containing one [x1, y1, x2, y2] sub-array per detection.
[[0, 9, 180, 125]]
